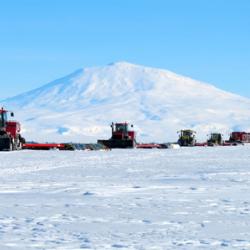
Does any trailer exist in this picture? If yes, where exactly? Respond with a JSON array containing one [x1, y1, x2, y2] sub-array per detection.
[[136, 143, 162, 149], [22, 143, 67, 150]]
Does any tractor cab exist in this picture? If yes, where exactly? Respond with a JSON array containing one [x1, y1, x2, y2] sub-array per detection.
[[113, 123, 128, 133], [177, 129, 196, 146], [111, 122, 135, 141], [207, 133, 223, 146], [180, 130, 194, 138], [0, 108, 14, 129]]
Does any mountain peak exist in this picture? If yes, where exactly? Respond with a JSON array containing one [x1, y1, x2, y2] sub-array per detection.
[[108, 61, 137, 67], [1, 62, 250, 143]]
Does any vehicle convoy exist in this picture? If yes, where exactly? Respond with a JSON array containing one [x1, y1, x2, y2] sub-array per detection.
[[207, 133, 223, 146], [1, 106, 249, 151], [177, 129, 196, 146], [98, 122, 136, 148], [0, 107, 25, 151]]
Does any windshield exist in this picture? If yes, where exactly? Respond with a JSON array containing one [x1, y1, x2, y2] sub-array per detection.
[[115, 124, 127, 132], [211, 134, 221, 140], [0, 112, 7, 128], [211, 134, 216, 139], [183, 130, 192, 136]]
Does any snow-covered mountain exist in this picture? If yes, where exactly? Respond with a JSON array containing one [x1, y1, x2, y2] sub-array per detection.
[[2, 62, 250, 142]]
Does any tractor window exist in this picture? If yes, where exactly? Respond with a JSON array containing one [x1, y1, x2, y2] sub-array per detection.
[[183, 131, 191, 136], [116, 124, 127, 132], [0, 112, 7, 127]]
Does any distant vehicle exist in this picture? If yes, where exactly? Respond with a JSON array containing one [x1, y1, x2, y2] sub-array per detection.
[[98, 122, 136, 148], [177, 129, 196, 147], [207, 133, 223, 146], [0, 107, 25, 151], [228, 132, 250, 144]]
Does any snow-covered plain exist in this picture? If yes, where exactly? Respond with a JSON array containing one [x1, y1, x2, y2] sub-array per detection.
[[1, 146, 250, 249]]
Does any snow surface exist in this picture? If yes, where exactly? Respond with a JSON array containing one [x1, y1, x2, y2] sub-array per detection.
[[1, 146, 250, 249], [1, 62, 250, 142]]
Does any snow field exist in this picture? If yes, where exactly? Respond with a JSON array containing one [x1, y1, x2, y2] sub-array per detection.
[[0, 146, 250, 249]]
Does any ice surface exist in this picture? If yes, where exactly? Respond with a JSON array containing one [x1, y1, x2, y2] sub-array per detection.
[[0, 146, 250, 249]]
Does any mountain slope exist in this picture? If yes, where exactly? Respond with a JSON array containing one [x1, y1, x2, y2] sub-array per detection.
[[2, 62, 250, 142]]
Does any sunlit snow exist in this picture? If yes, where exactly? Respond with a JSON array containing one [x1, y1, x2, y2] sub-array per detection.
[[0, 146, 250, 249]]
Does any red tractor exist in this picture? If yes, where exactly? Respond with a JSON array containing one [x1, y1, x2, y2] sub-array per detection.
[[98, 122, 136, 148], [229, 132, 250, 144], [0, 107, 25, 151]]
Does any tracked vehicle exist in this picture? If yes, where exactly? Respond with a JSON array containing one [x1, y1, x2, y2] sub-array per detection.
[[177, 129, 196, 147], [228, 132, 250, 144], [0, 107, 25, 151], [98, 122, 136, 148], [207, 133, 223, 146]]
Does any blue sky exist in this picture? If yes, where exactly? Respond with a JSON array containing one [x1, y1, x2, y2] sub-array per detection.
[[0, 0, 249, 99]]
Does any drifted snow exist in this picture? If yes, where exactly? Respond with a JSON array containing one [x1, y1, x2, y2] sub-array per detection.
[[0, 147, 250, 249], [1, 62, 250, 142]]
